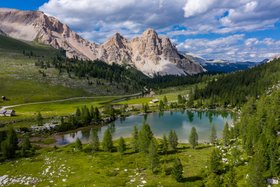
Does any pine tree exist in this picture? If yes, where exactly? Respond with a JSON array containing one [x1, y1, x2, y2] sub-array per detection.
[[223, 122, 230, 146], [172, 158, 183, 182], [224, 168, 237, 187], [81, 105, 91, 124], [75, 138, 82, 151], [132, 126, 139, 152], [91, 129, 99, 152], [138, 123, 154, 153], [118, 137, 126, 155], [21, 135, 32, 156], [187, 89, 194, 107], [159, 100, 165, 111], [1, 128, 18, 159], [168, 130, 178, 151], [162, 134, 168, 154], [247, 141, 266, 187], [209, 148, 221, 174], [149, 139, 160, 174], [36, 112, 43, 126], [102, 129, 113, 152], [189, 127, 198, 149], [210, 124, 217, 144], [142, 103, 149, 113], [163, 96, 168, 105], [76, 108, 81, 117]]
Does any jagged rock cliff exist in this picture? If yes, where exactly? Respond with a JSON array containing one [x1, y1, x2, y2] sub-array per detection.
[[0, 8, 204, 77]]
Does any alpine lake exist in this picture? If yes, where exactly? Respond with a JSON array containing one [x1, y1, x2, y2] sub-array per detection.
[[56, 110, 233, 145]]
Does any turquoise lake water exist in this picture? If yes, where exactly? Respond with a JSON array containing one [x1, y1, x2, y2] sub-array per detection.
[[56, 110, 233, 145]]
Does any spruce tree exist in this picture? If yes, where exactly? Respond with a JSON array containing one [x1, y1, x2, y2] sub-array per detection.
[[247, 141, 266, 187], [209, 148, 221, 174], [1, 128, 18, 159], [81, 105, 91, 124], [36, 112, 43, 126], [172, 158, 183, 182], [223, 122, 230, 146], [224, 168, 237, 187], [210, 124, 217, 144], [132, 126, 139, 152], [21, 135, 32, 156], [168, 130, 178, 151], [149, 139, 159, 174], [162, 134, 168, 154], [163, 96, 168, 105], [118, 137, 126, 155], [159, 100, 165, 111], [75, 138, 82, 151], [76, 108, 81, 117], [138, 123, 154, 153], [91, 129, 99, 152], [102, 129, 113, 152], [189, 127, 198, 149]]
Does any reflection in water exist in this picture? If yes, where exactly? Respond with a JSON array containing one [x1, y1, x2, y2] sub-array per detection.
[[187, 111, 194, 122], [56, 110, 233, 145]]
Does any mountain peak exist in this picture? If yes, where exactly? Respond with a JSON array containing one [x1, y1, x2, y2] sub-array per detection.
[[142, 28, 158, 37], [0, 9, 204, 76]]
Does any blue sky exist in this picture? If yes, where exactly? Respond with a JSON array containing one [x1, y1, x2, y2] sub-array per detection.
[[1, 0, 280, 61]]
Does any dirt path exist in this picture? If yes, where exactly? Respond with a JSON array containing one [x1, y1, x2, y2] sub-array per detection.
[[0, 93, 142, 110]]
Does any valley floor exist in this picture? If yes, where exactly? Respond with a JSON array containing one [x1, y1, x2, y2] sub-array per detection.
[[0, 142, 213, 187]]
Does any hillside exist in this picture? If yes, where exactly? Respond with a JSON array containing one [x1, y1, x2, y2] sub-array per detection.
[[0, 35, 141, 106], [191, 59, 280, 107]]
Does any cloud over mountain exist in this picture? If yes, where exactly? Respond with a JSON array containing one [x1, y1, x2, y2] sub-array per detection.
[[39, 0, 280, 61]]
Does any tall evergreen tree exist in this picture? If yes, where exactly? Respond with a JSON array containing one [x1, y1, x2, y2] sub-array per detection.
[[138, 123, 154, 153], [247, 140, 267, 187], [189, 127, 198, 149], [91, 129, 99, 152], [102, 129, 113, 152], [148, 139, 160, 174], [224, 168, 237, 187], [75, 138, 82, 151], [209, 148, 221, 174], [21, 135, 32, 156], [168, 130, 178, 151], [132, 126, 139, 152], [36, 112, 43, 126], [159, 100, 165, 111], [118, 137, 126, 155], [1, 128, 18, 159], [172, 158, 184, 182], [210, 124, 217, 144], [223, 122, 230, 146], [162, 134, 168, 154], [163, 96, 168, 105]]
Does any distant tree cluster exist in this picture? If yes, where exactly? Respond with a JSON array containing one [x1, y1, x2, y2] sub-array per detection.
[[58, 105, 101, 132], [35, 56, 212, 92], [193, 59, 280, 107], [0, 128, 34, 161]]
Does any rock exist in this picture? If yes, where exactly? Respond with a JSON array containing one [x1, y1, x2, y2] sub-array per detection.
[[0, 9, 204, 77]]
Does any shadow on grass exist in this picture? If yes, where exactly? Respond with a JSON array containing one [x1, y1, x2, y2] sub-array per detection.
[[182, 176, 203, 182]]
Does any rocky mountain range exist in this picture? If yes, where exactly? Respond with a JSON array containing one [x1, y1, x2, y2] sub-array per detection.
[[0, 8, 204, 77], [185, 53, 268, 73]]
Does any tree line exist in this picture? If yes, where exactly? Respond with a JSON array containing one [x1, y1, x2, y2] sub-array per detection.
[[0, 128, 34, 161]]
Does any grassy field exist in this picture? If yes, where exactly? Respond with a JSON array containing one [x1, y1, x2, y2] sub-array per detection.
[[0, 141, 213, 187]]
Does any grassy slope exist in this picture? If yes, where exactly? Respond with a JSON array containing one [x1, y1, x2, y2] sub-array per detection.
[[0, 35, 59, 56], [0, 142, 213, 187], [0, 35, 89, 107]]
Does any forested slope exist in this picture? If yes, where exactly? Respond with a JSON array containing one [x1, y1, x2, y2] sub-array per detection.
[[194, 59, 280, 107]]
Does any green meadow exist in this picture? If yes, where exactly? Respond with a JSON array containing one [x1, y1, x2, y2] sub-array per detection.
[[0, 141, 214, 187]]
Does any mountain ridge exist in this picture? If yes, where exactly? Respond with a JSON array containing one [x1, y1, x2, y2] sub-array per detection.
[[0, 8, 204, 77]]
